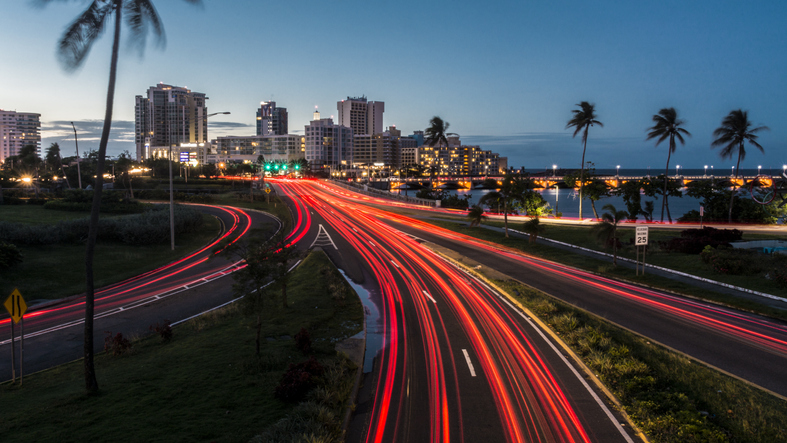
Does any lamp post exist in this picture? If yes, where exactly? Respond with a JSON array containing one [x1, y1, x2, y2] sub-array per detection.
[[731, 166, 735, 177], [704, 165, 708, 177], [553, 164, 557, 177], [676, 165, 680, 177], [758, 165, 762, 176], [168, 111, 231, 251], [783, 165, 787, 176], [554, 183, 559, 217], [711, 165, 714, 177], [616, 165, 620, 177], [71, 122, 82, 189]]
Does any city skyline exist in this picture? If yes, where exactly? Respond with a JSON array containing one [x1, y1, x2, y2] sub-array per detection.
[[2, 1, 786, 171]]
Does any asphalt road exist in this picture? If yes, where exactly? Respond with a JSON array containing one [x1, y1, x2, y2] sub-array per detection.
[[313, 181, 787, 399], [0, 204, 277, 382], [276, 179, 636, 443]]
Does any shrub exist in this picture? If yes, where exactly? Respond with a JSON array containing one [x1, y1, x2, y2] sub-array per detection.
[[699, 246, 762, 275], [275, 357, 325, 402], [0, 242, 23, 269], [104, 332, 132, 356], [295, 328, 312, 355], [661, 227, 742, 254], [150, 321, 173, 342]]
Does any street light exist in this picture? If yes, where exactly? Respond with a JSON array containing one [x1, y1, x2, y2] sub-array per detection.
[[71, 122, 82, 189], [758, 165, 762, 175], [169, 111, 231, 251], [704, 165, 708, 177], [711, 165, 714, 176], [553, 164, 557, 177], [676, 165, 680, 177], [616, 165, 620, 177], [554, 183, 559, 216], [731, 166, 735, 176]]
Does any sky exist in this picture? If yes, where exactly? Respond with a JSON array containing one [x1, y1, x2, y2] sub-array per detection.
[[2, 0, 786, 173]]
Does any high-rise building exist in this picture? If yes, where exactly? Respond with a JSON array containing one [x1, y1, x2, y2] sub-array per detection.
[[212, 134, 304, 165], [305, 117, 353, 172], [134, 83, 208, 161], [337, 96, 384, 136], [256, 101, 288, 136], [0, 110, 41, 164]]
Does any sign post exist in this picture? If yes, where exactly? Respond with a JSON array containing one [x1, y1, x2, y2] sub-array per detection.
[[635, 226, 649, 276], [4, 288, 28, 383]]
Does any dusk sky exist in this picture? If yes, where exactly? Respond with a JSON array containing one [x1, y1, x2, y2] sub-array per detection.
[[2, 0, 786, 172]]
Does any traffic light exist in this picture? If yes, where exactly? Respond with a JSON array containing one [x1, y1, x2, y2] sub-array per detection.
[[274, 163, 280, 170], [282, 164, 288, 170], [264, 163, 271, 171], [294, 164, 300, 170]]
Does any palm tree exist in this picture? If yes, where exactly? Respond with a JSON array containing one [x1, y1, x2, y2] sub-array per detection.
[[592, 204, 628, 265], [566, 102, 603, 220], [467, 205, 485, 227], [479, 173, 527, 238], [646, 108, 691, 223], [711, 110, 768, 223], [43, 0, 202, 392], [522, 217, 545, 244], [425, 116, 450, 149]]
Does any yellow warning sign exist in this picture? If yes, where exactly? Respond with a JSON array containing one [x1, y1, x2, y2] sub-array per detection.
[[4, 288, 27, 324]]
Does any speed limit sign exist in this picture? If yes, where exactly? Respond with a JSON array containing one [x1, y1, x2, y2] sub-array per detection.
[[635, 226, 648, 245]]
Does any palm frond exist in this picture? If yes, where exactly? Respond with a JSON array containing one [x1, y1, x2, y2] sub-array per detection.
[[57, 0, 113, 71], [125, 0, 166, 53]]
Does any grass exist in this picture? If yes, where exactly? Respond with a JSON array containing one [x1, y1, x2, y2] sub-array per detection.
[[0, 213, 220, 302], [0, 249, 364, 443], [491, 279, 787, 443], [0, 204, 104, 224], [422, 219, 787, 321]]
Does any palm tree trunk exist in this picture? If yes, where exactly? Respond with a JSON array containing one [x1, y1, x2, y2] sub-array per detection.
[[728, 147, 743, 223], [503, 200, 509, 238], [661, 146, 673, 223], [590, 199, 599, 219], [579, 127, 588, 220], [84, 0, 122, 393]]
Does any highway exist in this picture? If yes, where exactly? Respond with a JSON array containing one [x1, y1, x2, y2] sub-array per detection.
[[277, 179, 635, 442], [300, 180, 787, 398], [0, 204, 276, 381]]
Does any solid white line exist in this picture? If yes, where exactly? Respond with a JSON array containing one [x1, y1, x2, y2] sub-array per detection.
[[369, 241, 375, 247], [391, 260, 400, 268], [462, 349, 477, 377], [422, 290, 437, 304]]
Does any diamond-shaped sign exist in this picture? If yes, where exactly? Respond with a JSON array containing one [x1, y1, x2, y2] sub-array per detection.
[[4, 288, 27, 324]]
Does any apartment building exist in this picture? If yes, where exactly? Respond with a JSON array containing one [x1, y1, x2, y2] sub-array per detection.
[[256, 101, 288, 136], [337, 96, 384, 136], [0, 110, 41, 164], [135, 83, 208, 161], [304, 112, 353, 172]]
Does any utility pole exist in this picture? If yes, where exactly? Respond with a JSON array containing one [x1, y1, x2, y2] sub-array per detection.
[[71, 122, 82, 189]]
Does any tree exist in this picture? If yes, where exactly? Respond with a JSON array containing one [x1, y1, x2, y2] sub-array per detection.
[[479, 173, 528, 238], [563, 162, 609, 219], [646, 108, 691, 223], [566, 102, 603, 220], [711, 109, 769, 223], [230, 228, 277, 356], [592, 204, 628, 265], [467, 205, 486, 227], [43, 0, 202, 392], [114, 150, 135, 198], [425, 116, 450, 150], [522, 217, 545, 244]]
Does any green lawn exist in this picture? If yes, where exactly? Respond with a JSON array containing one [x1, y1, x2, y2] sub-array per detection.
[[0, 250, 363, 443], [0, 204, 102, 224]]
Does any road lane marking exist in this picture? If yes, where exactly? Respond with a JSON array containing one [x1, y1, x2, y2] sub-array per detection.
[[391, 260, 400, 268], [423, 290, 437, 304], [310, 224, 338, 250], [462, 349, 477, 377], [369, 241, 375, 247]]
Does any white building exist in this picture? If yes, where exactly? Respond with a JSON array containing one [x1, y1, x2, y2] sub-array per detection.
[[135, 83, 209, 161], [0, 110, 41, 164], [305, 111, 353, 173], [337, 96, 384, 136], [210, 134, 305, 165]]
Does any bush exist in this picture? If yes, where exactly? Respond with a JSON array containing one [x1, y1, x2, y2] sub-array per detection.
[[150, 321, 173, 342], [295, 328, 312, 355], [43, 189, 150, 214], [0, 205, 204, 246], [440, 193, 471, 210], [104, 332, 132, 356], [699, 246, 762, 275], [274, 357, 325, 402], [661, 227, 742, 254], [0, 242, 23, 269]]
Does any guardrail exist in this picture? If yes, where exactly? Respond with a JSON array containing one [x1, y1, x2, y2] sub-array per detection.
[[327, 179, 439, 207]]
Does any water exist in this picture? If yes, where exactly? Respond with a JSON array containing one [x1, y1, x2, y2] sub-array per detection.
[[340, 269, 382, 373], [449, 188, 706, 220]]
